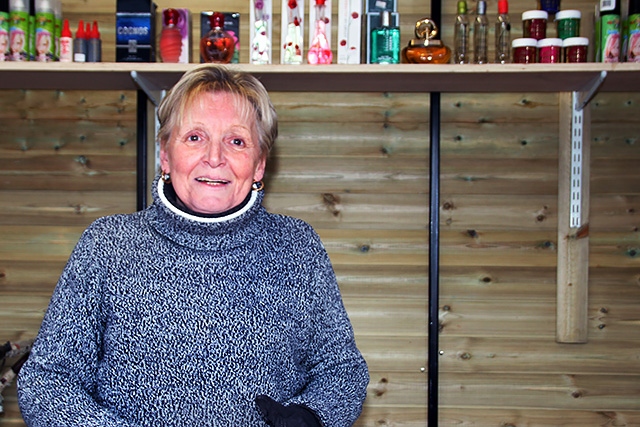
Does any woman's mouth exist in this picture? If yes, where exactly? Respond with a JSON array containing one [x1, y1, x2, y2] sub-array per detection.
[[195, 177, 229, 185]]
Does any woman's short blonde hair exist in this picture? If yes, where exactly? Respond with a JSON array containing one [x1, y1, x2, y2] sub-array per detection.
[[156, 65, 278, 160]]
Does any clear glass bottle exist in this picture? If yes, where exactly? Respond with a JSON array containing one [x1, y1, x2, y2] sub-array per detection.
[[370, 10, 400, 64], [307, 0, 332, 64], [473, 0, 488, 63], [402, 17, 451, 63], [452, 0, 469, 63], [200, 11, 235, 63], [159, 8, 183, 63], [495, 0, 510, 63]]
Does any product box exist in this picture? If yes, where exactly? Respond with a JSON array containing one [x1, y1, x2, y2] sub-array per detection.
[[280, 0, 304, 63], [116, 0, 157, 62], [249, 0, 272, 64], [200, 12, 240, 63], [337, 0, 362, 63], [160, 8, 191, 63], [365, 11, 399, 63]]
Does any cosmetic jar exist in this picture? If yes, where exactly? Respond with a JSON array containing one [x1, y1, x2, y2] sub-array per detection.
[[512, 38, 538, 63], [537, 38, 562, 63], [522, 10, 548, 40], [563, 37, 589, 62], [555, 10, 581, 39]]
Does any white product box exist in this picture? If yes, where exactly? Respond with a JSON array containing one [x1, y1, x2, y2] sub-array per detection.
[[337, 0, 362, 63]]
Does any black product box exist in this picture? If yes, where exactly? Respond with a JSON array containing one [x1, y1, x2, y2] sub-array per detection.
[[200, 12, 240, 63], [116, 0, 157, 62]]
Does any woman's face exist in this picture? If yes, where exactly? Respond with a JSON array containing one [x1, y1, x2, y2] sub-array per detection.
[[160, 91, 266, 214]]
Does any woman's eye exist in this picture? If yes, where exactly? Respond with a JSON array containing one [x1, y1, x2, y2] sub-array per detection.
[[188, 134, 200, 142], [231, 138, 245, 146]]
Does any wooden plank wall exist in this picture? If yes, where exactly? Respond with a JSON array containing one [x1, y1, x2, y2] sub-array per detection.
[[1, 0, 640, 426]]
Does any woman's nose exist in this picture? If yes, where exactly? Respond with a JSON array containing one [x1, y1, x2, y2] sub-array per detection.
[[204, 141, 224, 166]]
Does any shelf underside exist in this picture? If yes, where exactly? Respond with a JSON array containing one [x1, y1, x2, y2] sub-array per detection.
[[1, 62, 638, 93]]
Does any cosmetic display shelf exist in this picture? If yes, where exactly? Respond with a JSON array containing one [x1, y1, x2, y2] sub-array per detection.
[[1, 62, 639, 93]]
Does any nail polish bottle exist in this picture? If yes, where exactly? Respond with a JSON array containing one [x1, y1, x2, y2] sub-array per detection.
[[58, 18, 72, 61], [86, 20, 101, 62], [73, 19, 86, 62]]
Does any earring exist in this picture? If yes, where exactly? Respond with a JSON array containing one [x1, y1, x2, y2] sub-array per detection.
[[252, 180, 265, 192], [161, 171, 171, 183]]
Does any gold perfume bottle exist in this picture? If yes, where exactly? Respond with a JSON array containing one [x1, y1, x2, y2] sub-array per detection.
[[402, 17, 451, 64]]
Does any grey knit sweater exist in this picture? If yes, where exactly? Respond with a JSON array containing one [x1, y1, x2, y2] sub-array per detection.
[[18, 177, 369, 427]]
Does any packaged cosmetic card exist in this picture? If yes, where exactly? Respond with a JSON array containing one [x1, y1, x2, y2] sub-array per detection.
[[250, 0, 272, 63], [337, 0, 361, 63], [308, 0, 332, 63], [280, 0, 304, 63]]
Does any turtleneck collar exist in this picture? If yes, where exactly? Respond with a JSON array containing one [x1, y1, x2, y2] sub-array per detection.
[[144, 175, 267, 251], [156, 177, 259, 224]]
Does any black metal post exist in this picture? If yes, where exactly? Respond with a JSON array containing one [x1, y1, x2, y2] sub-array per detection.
[[428, 91, 441, 426], [136, 89, 148, 211]]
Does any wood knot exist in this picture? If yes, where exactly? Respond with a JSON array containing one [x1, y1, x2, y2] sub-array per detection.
[[571, 390, 583, 398], [373, 377, 388, 397], [322, 193, 341, 217], [442, 201, 455, 210]]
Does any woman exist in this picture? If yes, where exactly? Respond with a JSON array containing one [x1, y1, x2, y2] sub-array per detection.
[[18, 65, 369, 426]]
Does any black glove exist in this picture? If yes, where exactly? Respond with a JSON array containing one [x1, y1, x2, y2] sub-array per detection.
[[255, 395, 322, 427]]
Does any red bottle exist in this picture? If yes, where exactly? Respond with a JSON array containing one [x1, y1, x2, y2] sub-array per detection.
[[160, 9, 183, 63], [200, 12, 235, 63]]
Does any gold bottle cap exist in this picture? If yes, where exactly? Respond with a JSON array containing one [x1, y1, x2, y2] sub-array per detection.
[[408, 17, 444, 47]]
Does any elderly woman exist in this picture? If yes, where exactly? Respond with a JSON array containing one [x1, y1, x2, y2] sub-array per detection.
[[18, 65, 369, 427]]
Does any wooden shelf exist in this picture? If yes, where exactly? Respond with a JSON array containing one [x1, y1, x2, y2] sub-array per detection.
[[1, 62, 639, 93]]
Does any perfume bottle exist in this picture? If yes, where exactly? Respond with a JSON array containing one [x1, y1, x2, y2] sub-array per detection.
[[283, 0, 303, 64], [473, 0, 488, 63], [251, 0, 271, 64], [452, 0, 469, 63], [402, 17, 451, 63], [159, 8, 182, 63], [201, 11, 235, 63], [495, 0, 511, 63], [370, 10, 400, 64], [307, 0, 332, 64]]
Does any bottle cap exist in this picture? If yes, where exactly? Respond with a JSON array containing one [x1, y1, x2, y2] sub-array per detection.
[[209, 11, 225, 29], [477, 0, 486, 15], [90, 20, 100, 39], [35, 0, 52, 13], [537, 37, 562, 47], [0, 0, 9, 12], [76, 19, 86, 38], [61, 18, 72, 37], [380, 10, 391, 27], [498, 0, 508, 14], [456, 0, 467, 14], [522, 10, 548, 20], [562, 37, 589, 47], [163, 8, 180, 26], [555, 10, 581, 20], [9, 0, 28, 12], [511, 37, 538, 48], [407, 17, 444, 47]]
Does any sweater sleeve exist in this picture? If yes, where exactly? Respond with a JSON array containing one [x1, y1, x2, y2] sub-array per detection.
[[285, 230, 369, 427], [17, 222, 138, 427]]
